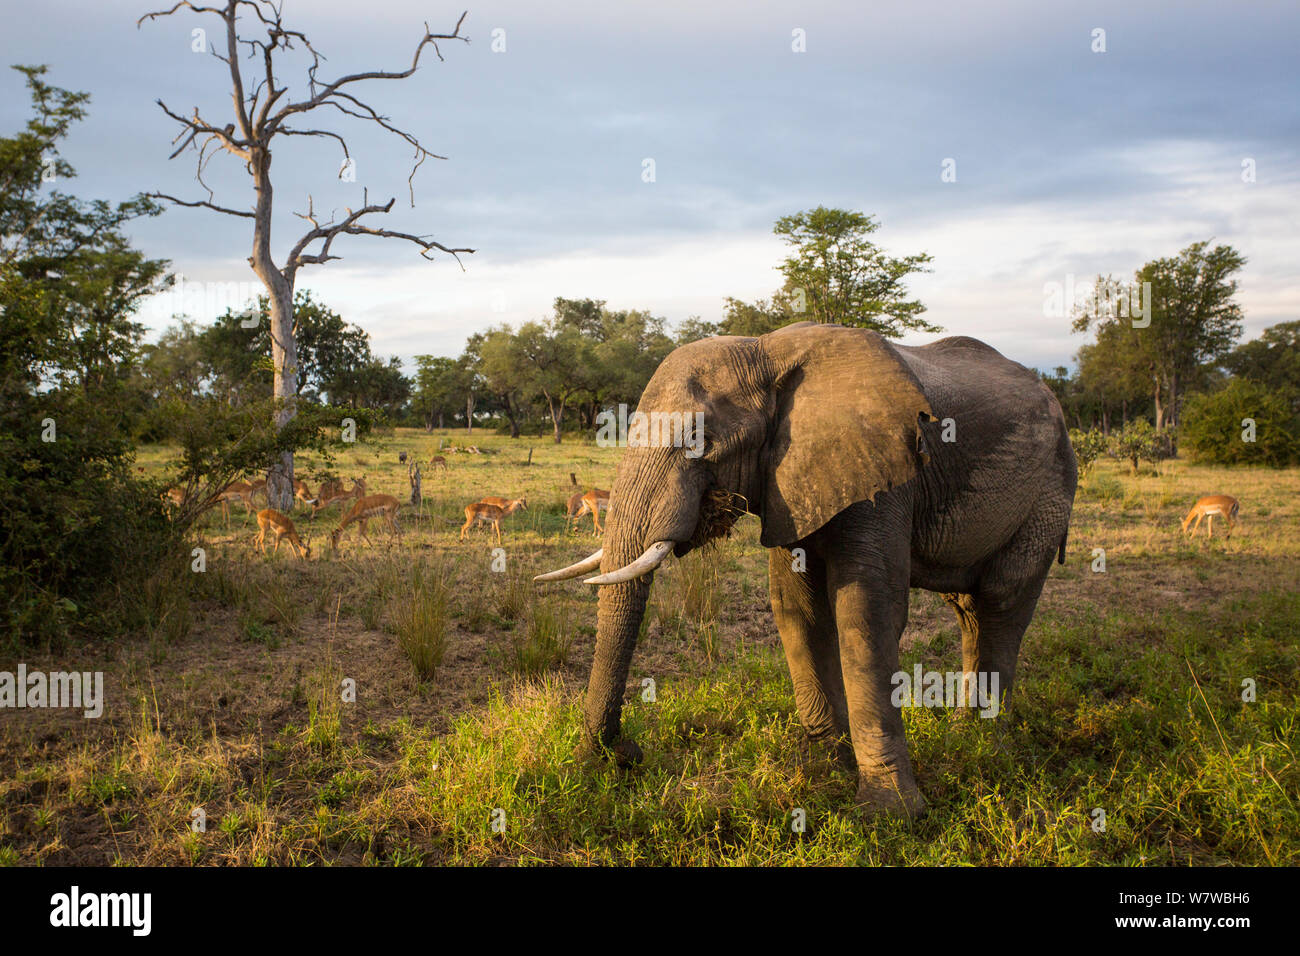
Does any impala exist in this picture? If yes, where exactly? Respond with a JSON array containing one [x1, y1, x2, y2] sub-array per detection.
[[292, 478, 318, 510], [429, 455, 448, 471], [255, 508, 311, 559], [330, 493, 401, 551], [214, 480, 257, 526], [246, 476, 268, 503], [477, 495, 527, 513], [1182, 494, 1240, 539], [312, 476, 366, 518], [568, 488, 610, 535], [161, 485, 188, 509], [460, 497, 525, 543]]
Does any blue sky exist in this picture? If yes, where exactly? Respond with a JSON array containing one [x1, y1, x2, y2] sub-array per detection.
[[3, 0, 1296, 371]]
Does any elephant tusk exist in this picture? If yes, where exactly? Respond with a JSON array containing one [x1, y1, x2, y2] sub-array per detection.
[[533, 549, 604, 583], [584, 540, 675, 586]]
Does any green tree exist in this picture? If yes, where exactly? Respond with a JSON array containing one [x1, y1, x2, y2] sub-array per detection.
[[1224, 321, 1300, 413], [1108, 418, 1165, 475], [673, 315, 720, 345], [771, 206, 938, 335], [411, 355, 463, 430], [1073, 244, 1246, 433], [515, 318, 587, 443], [1181, 379, 1299, 466], [1074, 316, 1154, 433], [1068, 428, 1108, 478], [475, 327, 531, 437], [198, 290, 381, 408], [0, 66, 172, 643], [717, 292, 799, 337]]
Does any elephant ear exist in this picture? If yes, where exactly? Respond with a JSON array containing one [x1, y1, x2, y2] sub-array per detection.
[[757, 323, 934, 549]]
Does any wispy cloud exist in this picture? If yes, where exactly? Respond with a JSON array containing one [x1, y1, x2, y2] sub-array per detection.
[[5, 0, 1295, 373]]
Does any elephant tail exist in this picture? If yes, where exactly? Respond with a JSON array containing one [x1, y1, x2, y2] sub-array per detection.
[[1057, 530, 1068, 565]]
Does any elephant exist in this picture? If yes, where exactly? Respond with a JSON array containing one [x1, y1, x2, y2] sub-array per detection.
[[535, 322, 1077, 817]]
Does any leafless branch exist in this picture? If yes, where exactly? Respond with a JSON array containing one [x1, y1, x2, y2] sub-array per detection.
[[285, 188, 474, 276], [146, 192, 256, 218], [141, 0, 473, 287]]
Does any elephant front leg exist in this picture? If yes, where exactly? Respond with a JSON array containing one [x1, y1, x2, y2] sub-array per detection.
[[831, 574, 925, 818], [768, 548, 851, 764]]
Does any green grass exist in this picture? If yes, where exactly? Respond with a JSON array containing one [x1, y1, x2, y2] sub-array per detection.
[[1, 432, 1297, 865]]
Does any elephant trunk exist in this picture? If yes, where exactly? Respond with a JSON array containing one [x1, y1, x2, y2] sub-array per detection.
[[586, 564, 652, 751], [581, 464, 703, 756]]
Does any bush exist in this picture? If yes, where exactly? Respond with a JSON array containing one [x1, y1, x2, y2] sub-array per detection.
[[1068, 428, 1108, 478], [0, 392, 186, 647], [1181, 379, 1300, 466], [1108, 419, 1165, 474]]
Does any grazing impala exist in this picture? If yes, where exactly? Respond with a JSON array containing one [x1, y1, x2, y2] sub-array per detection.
[[251, 476, 319, 510], [292, 478, 318, 510], [460, 497, 526, 543], [162, 485, 188, 509], [429, 455, 448, 471], [330, 493, 401, 551], [477, 495, 527, 513], [255, 509, 311, 559], [312, 476, 365, 518], [569, 488, 610, 535], [214, 480, 257, 526], [1182, 495, 1240, 539]]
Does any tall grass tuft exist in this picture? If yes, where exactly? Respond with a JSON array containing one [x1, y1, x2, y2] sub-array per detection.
[[507, 596, 572, 676], [391, 561, 452, 681], [494, 566, 530, 622], [305, 644, 342, 753]]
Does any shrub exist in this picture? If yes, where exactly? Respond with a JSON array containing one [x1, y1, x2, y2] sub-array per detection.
[[1068, 428, 1108, 478], [1108, 419, 1165, 474], [1180, 379, 1300, 466], [0, 392, 186, 647]]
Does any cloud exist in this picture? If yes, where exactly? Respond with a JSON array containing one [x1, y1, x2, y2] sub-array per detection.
[[7, 0, 1294, 376]]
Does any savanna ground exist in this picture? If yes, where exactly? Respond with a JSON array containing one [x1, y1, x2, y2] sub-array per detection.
[[1, 427, 1297, 865]]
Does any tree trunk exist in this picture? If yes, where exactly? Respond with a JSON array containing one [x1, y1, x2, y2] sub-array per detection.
[[250, 143, 296, 513], [264, 284, 298, 512], [466, 394, 475, 433], [1153, 378, 1165, 432], [548, 394, 564, 444]]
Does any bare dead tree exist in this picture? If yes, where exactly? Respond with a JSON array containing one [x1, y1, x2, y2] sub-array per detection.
[[139, 1, 473, 509]]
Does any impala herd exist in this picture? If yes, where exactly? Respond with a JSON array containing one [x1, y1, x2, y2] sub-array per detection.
[[161, 456, 616, 561], [165, 451, 1241, 561]]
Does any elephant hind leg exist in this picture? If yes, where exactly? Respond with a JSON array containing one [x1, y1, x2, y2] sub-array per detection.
[[962, 519, 1061, 714], [769, 547, 850, 756]]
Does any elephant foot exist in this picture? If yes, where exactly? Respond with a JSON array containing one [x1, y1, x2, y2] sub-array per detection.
[[576, 736, 643, 768], [855, 768, 927, 819], [796, 732, 856, 770], [612, 738, 643, 767]]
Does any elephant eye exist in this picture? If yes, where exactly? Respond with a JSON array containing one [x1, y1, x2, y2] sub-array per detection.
[[687, 433, 714, 458]]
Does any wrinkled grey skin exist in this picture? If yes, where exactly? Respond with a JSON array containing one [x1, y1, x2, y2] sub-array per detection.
[[576, 322, 1077, 816]]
